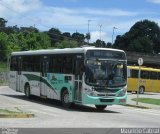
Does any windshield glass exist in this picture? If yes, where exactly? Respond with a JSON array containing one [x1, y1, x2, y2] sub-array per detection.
[[85, 59, 127, 87]]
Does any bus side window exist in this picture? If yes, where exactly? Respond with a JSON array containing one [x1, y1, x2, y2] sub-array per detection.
[[158, 72, 160, 80], [63, 57, 73, 74], [141, 71, 149, 79], [50, 56, 62, 73], [131, 70, 138, 78], [150, 72, 157, 80]]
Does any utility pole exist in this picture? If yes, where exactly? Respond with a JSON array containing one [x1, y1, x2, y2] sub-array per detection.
[[112, 27, 117, 45], [87, 20, 91, 44], [99, 24, 102, 41]]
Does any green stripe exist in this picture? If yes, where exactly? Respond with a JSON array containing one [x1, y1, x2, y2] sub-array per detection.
[[23, 74, 58, 95]]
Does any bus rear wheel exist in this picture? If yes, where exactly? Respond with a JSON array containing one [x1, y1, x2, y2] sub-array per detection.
[[61, 90, 72, 108], [139, 86, 144, 94], [25, 84, 31, 98], [95, 105, 107, 111]]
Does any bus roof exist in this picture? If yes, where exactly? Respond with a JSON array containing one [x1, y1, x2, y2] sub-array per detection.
[[128, 66, 160, 72], [11, 47, 125, 56]]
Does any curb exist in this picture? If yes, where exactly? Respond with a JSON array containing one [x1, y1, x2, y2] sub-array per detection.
[[125, 104, 151, 109], [0, 113, 34, 118]]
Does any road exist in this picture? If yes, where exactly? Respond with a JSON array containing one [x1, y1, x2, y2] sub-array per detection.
[[0, 86, 160, 128]]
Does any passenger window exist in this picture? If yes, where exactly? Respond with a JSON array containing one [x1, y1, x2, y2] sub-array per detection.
[[158, 73, 160, 80], [131, 70, 138, 78], [141, 71, 149, 79], [150, 72, 157, 80]]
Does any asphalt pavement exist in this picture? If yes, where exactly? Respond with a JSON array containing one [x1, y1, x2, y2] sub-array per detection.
[[0, 86, 160, 128]]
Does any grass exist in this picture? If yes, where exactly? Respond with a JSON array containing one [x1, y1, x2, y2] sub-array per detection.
[[0, 108, 34, 118], [132, 98, 160, 105], [0, 61, 7, 72]]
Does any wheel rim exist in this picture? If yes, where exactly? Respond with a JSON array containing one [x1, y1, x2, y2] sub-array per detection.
[[139, 87, 144, 93]]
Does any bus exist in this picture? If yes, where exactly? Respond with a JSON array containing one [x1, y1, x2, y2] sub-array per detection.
[[9, 47, 127, 111], [127, 66, 160, 94]]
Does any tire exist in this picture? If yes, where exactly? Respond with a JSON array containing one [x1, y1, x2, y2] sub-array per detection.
[[25, 84, 31, 98], [139, 86, 144, 94], [61, 90, 72, 108], [95, 105, 107, 111]]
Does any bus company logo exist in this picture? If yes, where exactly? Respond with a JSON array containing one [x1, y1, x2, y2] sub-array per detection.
[[52, 75, 57, 81]]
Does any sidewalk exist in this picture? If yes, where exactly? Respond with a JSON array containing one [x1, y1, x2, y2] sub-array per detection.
[[126, 92, 160, 110], [0, 86, 34, 118]]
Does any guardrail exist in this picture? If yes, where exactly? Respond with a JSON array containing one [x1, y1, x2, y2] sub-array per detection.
[[126, 51, 160, 66]]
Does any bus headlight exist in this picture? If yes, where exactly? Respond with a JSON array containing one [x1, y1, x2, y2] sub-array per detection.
[[85, 87, 97, 96], [117, 86, 127, 97]]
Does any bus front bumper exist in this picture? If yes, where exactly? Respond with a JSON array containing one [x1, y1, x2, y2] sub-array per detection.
[[82, 94, 127, 105]]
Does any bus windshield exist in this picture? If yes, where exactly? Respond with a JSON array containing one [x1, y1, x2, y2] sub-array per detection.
[[85, 59, 127, 87]]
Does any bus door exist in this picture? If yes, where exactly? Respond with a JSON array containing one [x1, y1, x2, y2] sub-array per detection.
[[40, 56, 49, 97], [16, 56, 22, 92], [74, 57, 84, 102]]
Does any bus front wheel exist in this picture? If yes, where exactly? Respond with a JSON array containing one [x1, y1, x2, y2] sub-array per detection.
[[95, 105, 107, 111], [61, 90, 72, 108], [25, 84, 31, 98]]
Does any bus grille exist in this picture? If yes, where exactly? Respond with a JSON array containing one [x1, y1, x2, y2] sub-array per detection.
[[97, 93, 116, 97], [100, 99, 114, 102]]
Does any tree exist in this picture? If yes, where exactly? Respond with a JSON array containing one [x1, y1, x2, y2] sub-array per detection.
[[55, 40, 78, 49], [48, 28, 63, 47], [0, 18, 7, 28], [95, 39, 106, 47], [106, 42, 112, 48], [0, 33, 9, 61], [62, 32, 71, 40], [71, 32, 85, 46], [20, 26, 39, 33], [85, 33, 91, 43], [113, 20, 160, 54]]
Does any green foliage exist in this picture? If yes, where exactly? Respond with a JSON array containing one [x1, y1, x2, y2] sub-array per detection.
[[48, 28, 63, 47], [85, 33, 91, 41], [0, 18, 7, 28], [0, 33, 10, 61], [1, 17, 160, 63], [56, 40, 78, 49], [0, 61, 7, 71], [72, 32, 85, 46], [113, 19, 160, 54], [106, 42, 112, 48], [95, 39, 106, 47]]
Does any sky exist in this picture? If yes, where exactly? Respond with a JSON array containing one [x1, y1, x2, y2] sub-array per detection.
[[0, 0, 160, 43]]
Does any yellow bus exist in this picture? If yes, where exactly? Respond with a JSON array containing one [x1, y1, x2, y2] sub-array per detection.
[[127, 66, 160, 94]]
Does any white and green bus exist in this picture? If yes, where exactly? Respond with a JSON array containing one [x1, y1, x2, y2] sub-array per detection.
[[9, 47, 127, 111]]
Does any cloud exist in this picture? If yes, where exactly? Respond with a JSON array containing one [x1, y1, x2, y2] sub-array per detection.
[[0, 0, 159, 43], [90, 31, 111, 43], [79, 8, 138, 17], [0, 0, 42, 13], [147, 0, 160, 4]]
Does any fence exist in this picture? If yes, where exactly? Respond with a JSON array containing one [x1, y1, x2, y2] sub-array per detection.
[[0, 72, 8, 86]]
